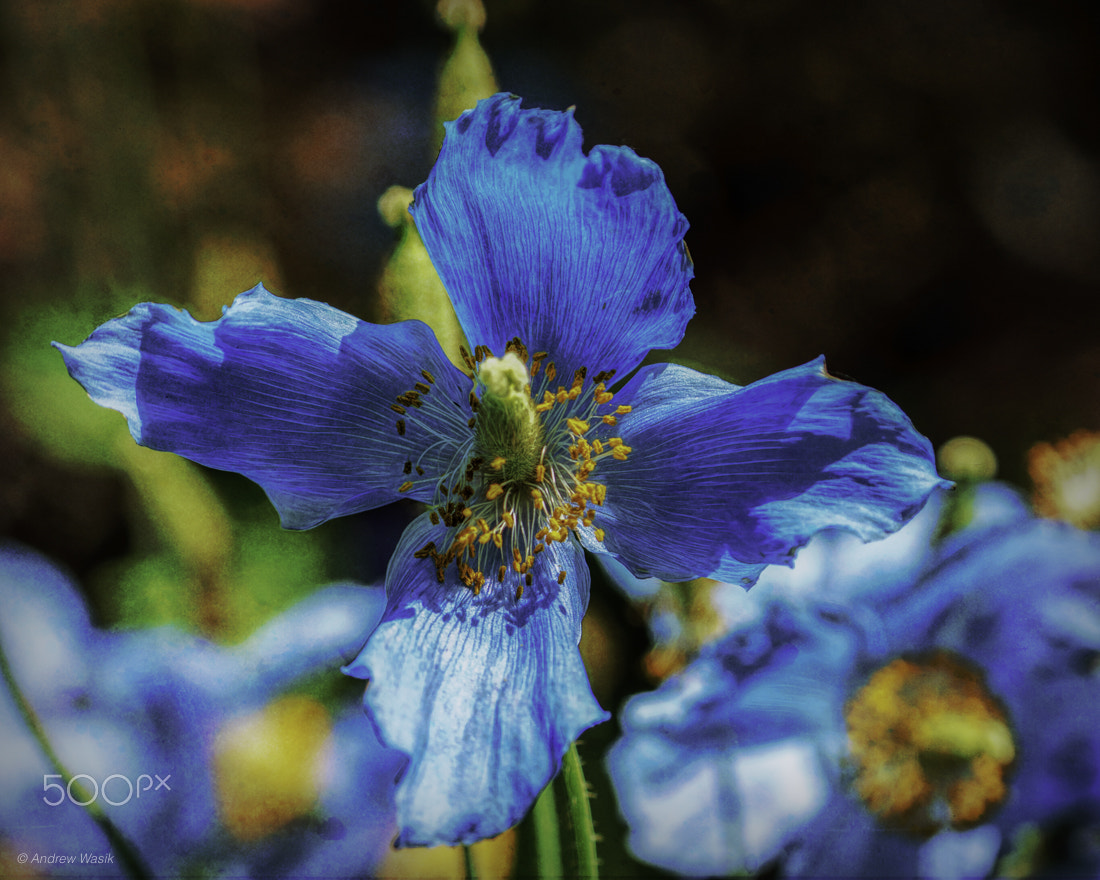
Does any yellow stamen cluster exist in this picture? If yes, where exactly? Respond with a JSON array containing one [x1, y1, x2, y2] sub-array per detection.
[[845, 650, 1016, 837], [405, 337, 634, 602]]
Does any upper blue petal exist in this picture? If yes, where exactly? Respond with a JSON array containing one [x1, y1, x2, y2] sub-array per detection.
[[342, 514, 608, 846], [593, 358, 946, 583], [54, 285, 472, 528], [410, 93, 695, 380]]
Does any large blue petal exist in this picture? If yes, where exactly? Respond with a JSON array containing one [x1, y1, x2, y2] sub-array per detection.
[[342, 514, 608, 846], [592, 358, 946, 583], [54, 285, 472, 528], [410, 93, 694, 380]]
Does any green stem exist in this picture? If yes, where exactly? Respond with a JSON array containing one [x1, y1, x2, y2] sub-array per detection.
[[561, 741, 599, 880], [463, 842, 478, 880], [0, 632, 155, 880], [531, 775, 563, 879]]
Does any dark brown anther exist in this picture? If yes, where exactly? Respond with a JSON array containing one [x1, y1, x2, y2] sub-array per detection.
[[498, 565, 507, 583], [396, 419, 406, 436], [593, 369, 616, 385], [467, 416, 477, 429], [416, 465, 425, 476], [460, 485, 474, 501], [413, 541, 437, 559], [403, 461, 412, 474], [421, 369, 436, 384], [515, 583, 524, 601], [468, 390, 481, 412], [429, 511, 440, 525], [573, 366, 587, 386], [505, 337, 529, 363], [557, 570, 567, 585], [545, 362, 557, 381], [525, 572, 533, 587], [414, 382, 431, 394], [391, 403, 407, 414]]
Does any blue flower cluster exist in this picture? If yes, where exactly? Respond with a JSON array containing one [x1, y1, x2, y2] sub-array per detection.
[[609, 484, 1100, 878], [55, 94, 945, 847], [0, 541, 401, 878]]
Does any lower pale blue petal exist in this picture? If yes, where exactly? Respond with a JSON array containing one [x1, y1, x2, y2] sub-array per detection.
[[595, 359, 946, 583], [342, 514, 608, 846], [411, 93, 694, 380], [54, 285, 471, 528], [608, 601, 860, 876]]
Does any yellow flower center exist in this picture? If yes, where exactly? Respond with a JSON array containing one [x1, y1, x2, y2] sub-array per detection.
[[395, 337, 632, 600], [844, 650, 1016, 837]]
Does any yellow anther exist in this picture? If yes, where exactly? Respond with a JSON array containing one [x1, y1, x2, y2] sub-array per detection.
[[486, 483, 504, 501], [612, 445, 632, 461], [593, 527, 606, 542], [476, 517, 491, 533], [525, 554, 535, 570], [535, 463, 546, 482], [531, 488, 544, 509], [608, 437, 623, 447], [615, 404, 632, 415], [490, 456, 506, 470], [595, 389, 614, 404], [478, 532, 493, 545], [593, 484, 607, 505], [492, 532, 503, 549], [592, 439, 604, 455], [557, 570, 567, 585], [398, 481, 414, 493], [602, 415, 618, 426], [556, 388, 568, 404], [502, 509, 515, 529], [462, 507, 474, 519], [567, 418, 590, 435]]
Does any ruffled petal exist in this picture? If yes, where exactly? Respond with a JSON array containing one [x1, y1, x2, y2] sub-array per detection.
[[342, 514, 608, 846], [592, 358, 946, 583], [54, 285, 472, 528], [410, 93, 694, 380]]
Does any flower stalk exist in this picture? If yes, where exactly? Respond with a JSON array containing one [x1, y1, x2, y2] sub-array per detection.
[[0, 632, 155, 880]]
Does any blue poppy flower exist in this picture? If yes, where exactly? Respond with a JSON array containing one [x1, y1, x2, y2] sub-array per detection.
[[608, 490, 1100, 878], [54, 92, 945, 847], [0, 540, 397, 878]]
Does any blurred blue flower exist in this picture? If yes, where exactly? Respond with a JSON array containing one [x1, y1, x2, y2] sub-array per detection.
[[55, 92, 944, 846], [608, 487, 1100, 878], [0, 540, 398, 879]]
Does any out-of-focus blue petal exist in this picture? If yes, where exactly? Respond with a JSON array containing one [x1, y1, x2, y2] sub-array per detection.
[[410, 93, 694, 380], [0, 541, 98, 711], [608, 602, 863, 876], [593, 552, 664, 601], [594, 359, 946, 584], [233, 582, 387, 688], [343, 513, 608, 846], [54, 285, 471, 528]]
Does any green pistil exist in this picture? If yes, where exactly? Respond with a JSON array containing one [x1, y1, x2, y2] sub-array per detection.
[[476, 352, 543, 484]]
